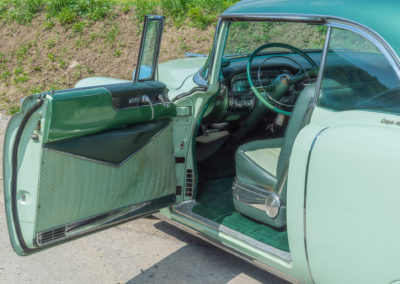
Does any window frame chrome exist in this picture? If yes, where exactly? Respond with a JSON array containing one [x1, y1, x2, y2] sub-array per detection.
[[312, 19, 400, 109]]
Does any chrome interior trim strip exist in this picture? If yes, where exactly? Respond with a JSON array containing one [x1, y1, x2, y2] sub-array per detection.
[[173, 200, 291, 263], [303, 127, 328, 284], [155, 212, 303, 284]]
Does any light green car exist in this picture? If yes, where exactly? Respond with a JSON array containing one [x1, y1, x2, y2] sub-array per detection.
[[4, 1, 400, 283]]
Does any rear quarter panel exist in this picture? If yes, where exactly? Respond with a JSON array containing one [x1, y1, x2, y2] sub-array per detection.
[[306, 111, 400, 283]]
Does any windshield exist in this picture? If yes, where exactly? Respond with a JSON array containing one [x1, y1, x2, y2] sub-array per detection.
[[224, 21, 327, 58]]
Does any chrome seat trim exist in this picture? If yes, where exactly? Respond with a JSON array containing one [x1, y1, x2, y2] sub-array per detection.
[[232, 178, 280, 215]]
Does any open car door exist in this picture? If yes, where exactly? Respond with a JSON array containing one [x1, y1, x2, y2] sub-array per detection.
[[3, 15, 177, 255]]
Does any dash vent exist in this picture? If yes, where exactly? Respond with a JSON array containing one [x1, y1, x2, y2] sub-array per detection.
[[185, 169, 193, 197], [37, 226, 66, 246]]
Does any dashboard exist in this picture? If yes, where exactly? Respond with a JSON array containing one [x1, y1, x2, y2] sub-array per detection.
[[204, 52, 322, 122], [228, 69, 294, 112]]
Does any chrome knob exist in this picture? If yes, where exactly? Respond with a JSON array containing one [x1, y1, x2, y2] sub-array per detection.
[[141, 95, 150, 103]]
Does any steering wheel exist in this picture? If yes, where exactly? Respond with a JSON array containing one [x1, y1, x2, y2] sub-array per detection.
[[246, 43, 319, 116]]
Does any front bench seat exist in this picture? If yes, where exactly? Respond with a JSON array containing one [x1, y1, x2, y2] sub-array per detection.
[[233, 84, 316, 229]]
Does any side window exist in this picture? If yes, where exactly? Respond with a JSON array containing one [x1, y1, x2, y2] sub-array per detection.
[[318, 28, 400, 115]]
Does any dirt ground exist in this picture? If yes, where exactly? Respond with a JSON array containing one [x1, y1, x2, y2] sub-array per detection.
[[0, 11, 215, 110], [0, 113, 288, 284]]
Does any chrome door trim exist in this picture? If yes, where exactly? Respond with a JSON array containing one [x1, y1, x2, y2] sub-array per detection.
[[36, 201, 150, 246]]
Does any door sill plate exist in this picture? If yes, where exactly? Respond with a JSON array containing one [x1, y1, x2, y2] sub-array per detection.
[[172, 200, 291, 262]]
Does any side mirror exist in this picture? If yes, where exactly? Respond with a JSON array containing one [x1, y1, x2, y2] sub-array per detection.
[[134, 15, 165, 82]]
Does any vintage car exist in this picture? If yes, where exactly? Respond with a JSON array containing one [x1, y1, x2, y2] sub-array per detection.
[[3, 0, 400, 283]]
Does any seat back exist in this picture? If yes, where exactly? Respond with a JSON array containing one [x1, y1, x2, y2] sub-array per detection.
[[276, 84, 316, 201]]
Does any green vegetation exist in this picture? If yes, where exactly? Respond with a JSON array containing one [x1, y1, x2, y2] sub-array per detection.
[[0, 0, 236, 29], [0, 0, 240, 114], [225, 22, 327, 56]]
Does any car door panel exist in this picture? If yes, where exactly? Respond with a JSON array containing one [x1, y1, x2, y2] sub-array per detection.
[[46, 81, 174, 142], [44, 119, 170, 165], [4, 81, 176, 255]]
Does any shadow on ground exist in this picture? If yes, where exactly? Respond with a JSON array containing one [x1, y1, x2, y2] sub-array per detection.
[[126, 220, 289, 284]]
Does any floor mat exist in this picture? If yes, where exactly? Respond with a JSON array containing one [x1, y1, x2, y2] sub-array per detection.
[[192, 178, 289, 252]]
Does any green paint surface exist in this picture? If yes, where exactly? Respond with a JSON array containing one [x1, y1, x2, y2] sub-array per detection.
[[192, 177, 289, 252], [47, 86, 176, 142]]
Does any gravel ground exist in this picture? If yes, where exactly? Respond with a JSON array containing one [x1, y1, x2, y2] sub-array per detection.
[[0, 113, 289, 284]]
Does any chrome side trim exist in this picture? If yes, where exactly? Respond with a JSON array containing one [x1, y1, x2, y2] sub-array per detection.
[[173, 200, 291, 262], [155, 211, 303, 284], [303, 127, 328, 284]]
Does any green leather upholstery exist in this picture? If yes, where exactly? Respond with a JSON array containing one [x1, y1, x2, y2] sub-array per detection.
[[234, 84, 316, 228], [235, 138, 283, 191]]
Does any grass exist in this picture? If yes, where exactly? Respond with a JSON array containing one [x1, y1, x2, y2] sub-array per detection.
[[0, 0, 235, 29], [0, 0, 240, 114]]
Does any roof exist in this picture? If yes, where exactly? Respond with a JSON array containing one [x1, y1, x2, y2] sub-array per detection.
[[223, 0, 400, 58]]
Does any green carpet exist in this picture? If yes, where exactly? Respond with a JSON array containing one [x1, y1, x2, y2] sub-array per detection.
[[192, 178, 289, 252]]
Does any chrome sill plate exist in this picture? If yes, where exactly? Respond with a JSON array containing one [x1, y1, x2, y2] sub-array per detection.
[[172, 200, 291, 263]]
